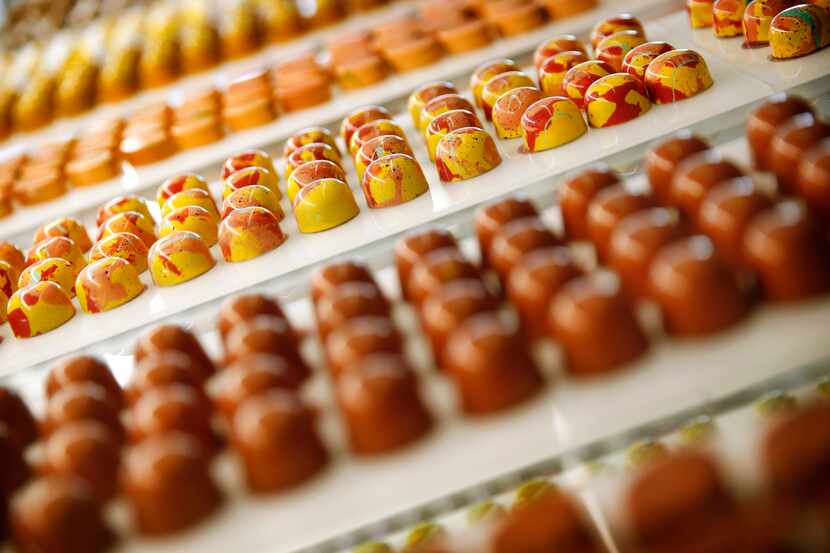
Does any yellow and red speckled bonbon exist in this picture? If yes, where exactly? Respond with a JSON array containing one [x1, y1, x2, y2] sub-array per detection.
[[408, 82, 459, 130], [493, 88, 544, 139], [149, 231, 215, 286], [0, 241, 25, 273], [26, 236, 87, 276], [590, 14, 646, 49], [622, 42, 675, 80], [157, 173, 211, 207], [770, 4, 830, 59], [294, 178, 360, 232], [19, 258, 76, 296], [97, 211, 157, 248], [743, 0, 794, 47], [562, 60, 615, 109], [96, 195, 155, 228], [713, 0, 747, 37], [224, 166, 282, 200], [533, 35, 588, 71], [284, 143, 342, 181], [538, 51, 590, 97], [160, 206, 219, 246], [481, 71, 536, 121], [76, 257, 145, 314], [222, 149, 277, 181], [33, 218, 92, 252], [0, 260, 19, 298], [596, 30, 648, 72], [283, 127, 339, 159], [645, 50, 714, 104], [89, 232, 149, 273], [162, 189, 220, 220], [426, 110, 484, 158], [355, 135, 414, 180], [687, 0, 715, 28], [287, 160, 347, 203], [420, 94, 477, 133], [222, 185, 284, 220], [7, 281, 75, 338], [521, 96, 587, 152], [341, 105, 392, 147], [470, 59, 518, 110], [362, 154, 429, 207], [219, 207, 287, 262], [585, 73, 652, 128], [348, 119, 407, 157], [435, 128, 502, 182]]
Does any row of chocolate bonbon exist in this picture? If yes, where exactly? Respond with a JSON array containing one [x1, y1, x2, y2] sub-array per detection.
[[0, 148, 292, 339], [281, 125, 359, 232], [357, 383, 830, 553], [0, 0, 603, 145], [687, 0, 830, 58]]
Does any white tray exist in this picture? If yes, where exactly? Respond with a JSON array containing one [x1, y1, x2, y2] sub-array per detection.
[[0, 0, 681, 242]]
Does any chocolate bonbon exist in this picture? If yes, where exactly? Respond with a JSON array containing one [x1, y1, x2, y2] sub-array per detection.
[[362, 154, 429, 208], [470, 59, 518, 109], [562, 60, 614, 109], [98, 211, 156, 248], [10, 476, 115, 553], [43, 382, 122, 439], [435, 128, 502, 182], [549, 273, 648, 376], [644, 49, 714, 104], [7, 282, 75, 338], [475, 197, 538, 265], [47, 356, 122, 408], [489, 217, 561, 281], [76, 257, 145, 314], [537, 51, 589, 96], [481, 71, 536, 120], [443, 312, 543, 413], [506, 247, 583, 338], [409, 81, 459, 130], [88, 232, 149, 273], [295, 177, 360, 232], [160, 206, 219, 246], [135, 324, 215, 383], [426, 109, 484, 158], [42, 421, 121, 503], [645, 131, 711, 203], [149, 231, 215, 285], [608, 207, 688, 300], [747, 94, 813, 171], [0, 387, 38, 449], [590, 14, 646, 49], [33, 218, 92, 252], [336, 353, 433, 454], [671, 151, 745, 218], [587, 185, 655, 260], [218, 207, 286, 262], [770, 112, 830, 193], [214, 355, 305, 417], [649, 235, 749, 335], [407, 248, 480, 306], [559, 165, 621, 240], [231, 391, 328, 492], [622, 41, 674, 80], [521, 96, 587, 152], [123, 433, 221, 534], [743, 201, 830, 301], [224, 316, 307, 380], [129, 384, 218, 453], [698, 177, 773, 267], [312, 259, 375, 304], [316, 281, 389, 340], [326, 316, 403, 378], [19, 258, 76, 297], [287, 159, 347, 202], [420, 278, 499, 358], [395, 228, 458, 297], [596, 30, 647, 72], [769, 4, 830, 59], [585, 73, 651, 128], [532, 34, 588, 70], [218, 293, 286, 343]]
